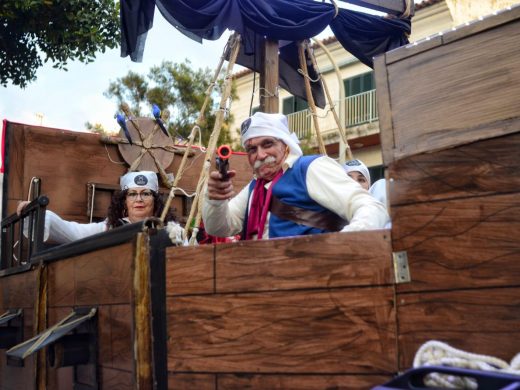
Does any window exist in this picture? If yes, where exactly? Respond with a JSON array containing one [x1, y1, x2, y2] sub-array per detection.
[[343, 72, 377, 127], [368, 165, 384, 183], [282, 96, 309, 115], [344, 72, 375, 97], [282, 96, 311, 139]]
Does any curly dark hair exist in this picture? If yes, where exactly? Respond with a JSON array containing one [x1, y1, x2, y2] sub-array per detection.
[[106, 190, 176, 229]]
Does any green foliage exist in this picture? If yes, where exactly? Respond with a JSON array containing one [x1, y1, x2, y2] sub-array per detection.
[[85, 121, 114, 136], [104, 60, 237, 147], [0, 0, 120, 87]]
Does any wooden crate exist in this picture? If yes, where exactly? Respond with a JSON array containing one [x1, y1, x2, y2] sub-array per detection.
[[165, 230, 397, 389], [374, 5, 520, 372], [374, 5, 520, 165]]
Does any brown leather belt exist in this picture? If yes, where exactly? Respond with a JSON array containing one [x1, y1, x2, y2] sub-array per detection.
[[269, 196, 348, 232]]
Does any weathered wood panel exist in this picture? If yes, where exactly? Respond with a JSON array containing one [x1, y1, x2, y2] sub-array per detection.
[[168, 287, 396, 374], [0, 268, 38, 390], [387, 133, 520, 206], [47, 241, 135, 306], [100, 367, 135, 389], [215, 230, 393, 293], [168, 373, 216, 390], [166, 245, 214, 296], [3, 122, 251, 222], [397, 287, 520, 369], [392, 193, 520, 292], [4, 122, 25, 211], [97, 304, 133, 372], [217, 373, 392, 390], [0, 354, 36, 390], [0, 268, 38, 309], [375, 7, 520, 163]]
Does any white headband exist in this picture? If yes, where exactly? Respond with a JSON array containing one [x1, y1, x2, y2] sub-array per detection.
[[240, 112, 303, 157], [344, 159, 371, 187], [120, 171, 159, 192]]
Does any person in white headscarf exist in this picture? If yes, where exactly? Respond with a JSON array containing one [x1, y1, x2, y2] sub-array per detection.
[[202, 112, 388, 240], [344, 159, 371, 191], [16, 171, 176, 244]]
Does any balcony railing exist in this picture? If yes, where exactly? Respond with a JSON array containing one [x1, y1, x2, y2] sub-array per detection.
[[286, 89, 378, 139], [344, 89, 378, 128]]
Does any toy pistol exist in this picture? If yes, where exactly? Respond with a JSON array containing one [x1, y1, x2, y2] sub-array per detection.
[[216, 145, 232, 180]]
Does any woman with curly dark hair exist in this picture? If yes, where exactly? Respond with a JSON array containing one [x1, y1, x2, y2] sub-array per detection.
[[17, 171, 178, 244]]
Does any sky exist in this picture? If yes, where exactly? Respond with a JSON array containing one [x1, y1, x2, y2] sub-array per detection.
[[0, 12, 235, 133], [0, 2, 401, 134]]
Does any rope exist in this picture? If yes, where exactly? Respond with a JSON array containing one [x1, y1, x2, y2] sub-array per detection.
[[160, 38, 228, 222], [183, 32, 241, 242], [166, 221, 187, 246], [330, 0, 339, 18], [104, 144, 126, 164], [414, 340, 520, 389], [8, 308, 97, 359], [400, 0, 413, 19], [297, 40, 327, 155], [306, 41, 353, 160]]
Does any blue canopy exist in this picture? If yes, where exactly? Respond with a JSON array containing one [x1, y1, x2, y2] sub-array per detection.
[[120, 0, 410, 108]]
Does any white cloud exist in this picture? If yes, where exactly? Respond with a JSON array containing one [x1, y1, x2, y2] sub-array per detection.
[[0, 12, 230, 132]]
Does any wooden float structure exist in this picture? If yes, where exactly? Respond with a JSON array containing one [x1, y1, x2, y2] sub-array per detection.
[[0, 6, 519, 389]]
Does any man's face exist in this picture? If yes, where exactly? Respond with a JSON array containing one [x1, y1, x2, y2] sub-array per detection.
[[245, 136, 287, 181]]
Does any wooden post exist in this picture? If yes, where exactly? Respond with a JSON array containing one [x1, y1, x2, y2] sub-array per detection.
[[260, 39, 279, 113]]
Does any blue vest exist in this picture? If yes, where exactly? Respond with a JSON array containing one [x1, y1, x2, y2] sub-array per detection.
[[245, 155, 337, 238]]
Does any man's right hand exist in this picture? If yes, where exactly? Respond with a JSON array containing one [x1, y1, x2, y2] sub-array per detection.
[[16, 201, 30, 216], [207, 170, 237, 200]]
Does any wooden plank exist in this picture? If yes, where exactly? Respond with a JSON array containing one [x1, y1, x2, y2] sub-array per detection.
[[387, 133, 520, 206], [442, 5, 520, 45], [218, 373, 392, 390], [397, 287, 520, 369], [384, 34, 443, 65], [56, 242, 134, 306], [100, 367, 134, 390], [133, 233, 153, 390], [0, 354, 36, 390], [0, 268, 38, 308], [383, 19, 520, 162], [168, 373, 216, 390], [167, 287, 396, 374], [392, 193, 520, 292], [98, 305, 133, 372], [215, 231, 393, 293], [373, 53, 395, 165], [346, 0, 409, 16], [260, 39, 279, 113], [166, 244, 214, 296], [4, 123, 26, 208]]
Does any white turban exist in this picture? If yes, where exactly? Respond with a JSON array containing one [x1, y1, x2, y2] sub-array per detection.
[[120, 171, 159, 192], [240, 112, 302, 157], [344, 159, 371, 187]]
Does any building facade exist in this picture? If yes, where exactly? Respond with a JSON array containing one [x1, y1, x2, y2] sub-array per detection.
[[229, 0, 517, 181]]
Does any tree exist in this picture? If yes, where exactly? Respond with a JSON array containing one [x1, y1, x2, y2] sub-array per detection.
[[104, 60, 237, 147], [0, 0, 120, 87]]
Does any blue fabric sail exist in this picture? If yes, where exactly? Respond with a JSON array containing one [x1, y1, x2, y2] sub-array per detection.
[[120, 0, 411, 107]]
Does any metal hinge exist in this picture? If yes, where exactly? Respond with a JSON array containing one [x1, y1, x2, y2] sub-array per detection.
[[393, 251, 411, 283]]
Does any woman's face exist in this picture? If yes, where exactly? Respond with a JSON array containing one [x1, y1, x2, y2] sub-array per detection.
[[125, 188, 155, 222], [347, 171, 370, 191]]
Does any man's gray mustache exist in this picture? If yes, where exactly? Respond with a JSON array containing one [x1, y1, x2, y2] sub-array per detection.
[[254, 156, 277, 169]]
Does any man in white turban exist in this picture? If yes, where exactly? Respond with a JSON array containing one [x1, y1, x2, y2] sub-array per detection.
[[203, 112, 388, 240]]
